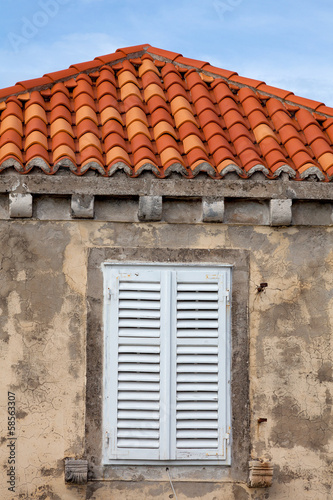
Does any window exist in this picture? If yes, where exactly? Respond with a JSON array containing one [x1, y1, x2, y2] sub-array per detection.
[[103, 264, 231, 464]]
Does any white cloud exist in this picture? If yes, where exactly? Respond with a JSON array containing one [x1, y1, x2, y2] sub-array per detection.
[[0, 1, 332, 108], [0, 32, 119, 87]]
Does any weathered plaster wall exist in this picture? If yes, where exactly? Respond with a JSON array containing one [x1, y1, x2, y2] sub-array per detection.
[[1, 218, 332, 499]]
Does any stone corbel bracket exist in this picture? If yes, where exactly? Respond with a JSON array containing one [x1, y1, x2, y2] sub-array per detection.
[[65, 458, 88, 484], [270, 199, 292, 226], [138, 195, 162, 221], [248, 460, 273, 488], [202, 197, 224, 223], [9, 193, 33, 218], [71, 194, 94, 219]]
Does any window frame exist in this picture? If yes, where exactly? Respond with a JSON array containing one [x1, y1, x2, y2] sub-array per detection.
[[102, 263, 232, 465]]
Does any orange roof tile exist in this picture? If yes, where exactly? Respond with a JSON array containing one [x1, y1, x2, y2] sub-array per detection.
[[51, 131, 75, 151], [0, 45, 332, 179], [0, 129, 22, 149], [0, 115, 23, 136], [0, 142, 23, 163], [52, 144, 76, 164], [50, 118, 74, 138], [153, 121, 177, 141]]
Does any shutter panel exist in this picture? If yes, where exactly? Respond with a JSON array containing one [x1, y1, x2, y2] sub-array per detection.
[[172, 270, 229, 460], [105, 267, 170, 460]]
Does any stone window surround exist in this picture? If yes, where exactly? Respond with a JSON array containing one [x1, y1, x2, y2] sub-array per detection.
[[86, 247, 250, 483]]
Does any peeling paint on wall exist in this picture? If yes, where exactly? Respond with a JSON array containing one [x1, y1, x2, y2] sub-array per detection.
[[0, 217, 332, 499]]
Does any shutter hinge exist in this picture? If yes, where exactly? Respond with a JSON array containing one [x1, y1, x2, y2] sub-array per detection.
[[106, 431, 110, 444], [223, 432, 230, 459], [107, 288, 112, 300], [226, 290, 230, 306]]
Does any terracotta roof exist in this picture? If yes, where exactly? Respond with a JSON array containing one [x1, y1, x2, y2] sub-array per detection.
[[1, 43, 333, 180]]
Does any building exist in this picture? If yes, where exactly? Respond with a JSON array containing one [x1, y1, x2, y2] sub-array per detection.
[[1, 44, 332, 499]]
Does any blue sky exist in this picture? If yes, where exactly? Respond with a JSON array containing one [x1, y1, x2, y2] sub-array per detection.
[[1, 0, 332, 105]]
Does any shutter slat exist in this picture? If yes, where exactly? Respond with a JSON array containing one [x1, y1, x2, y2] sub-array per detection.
[[176, 329, 218, 338], [177, 439, 218, 448], [177, 373, 218, 382], [118, 400, 160, 410], [118, 345, 160, 353], [117, 439, 160, 448], [176, 364, 218, 373], [177, 346, 218, 354], [177, 311, 219, 319], [177, 420, 217, 429], [118, 363, 160, 372], [119, 282, 160, 290], [118, 382, 160, 391], [119, 291, 160, 300], [118, 328, 160, 338], [177, 383, 219, 391], [177, 283, 219, 291], [118, 429, 160, 439], [118, 353, 160, 363], [176, 411, 218, 419], [177, 354, 218, 363], [117, 410, 159, 420], [119, 300, 161, 310], [176, 401, 218, 410], [118, 391, 159, 401], [119, 309, 161, 319], [177, 320, 218, 329], [177, 392, 218, 401], [177, 338, 218, 346], [118, 373, 160, 382], [177, 292, 218, 301], [118, 391, 160, 402], [118, 419, 160, 429], [177, 430, 218, 438], [177, 301, 218, 310], [119, 318, 161, 328]]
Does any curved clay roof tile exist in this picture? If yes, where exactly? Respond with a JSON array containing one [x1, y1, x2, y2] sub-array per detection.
[[0, 45, 331, 180]]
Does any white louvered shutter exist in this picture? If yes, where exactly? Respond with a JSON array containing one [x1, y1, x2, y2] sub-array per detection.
[[104, 265, 231, 463], [104, 267, 170, 460], [170, 270, 229, 461]]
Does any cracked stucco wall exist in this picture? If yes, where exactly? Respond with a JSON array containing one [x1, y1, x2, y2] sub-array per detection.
[[0, 219, 332, 499]]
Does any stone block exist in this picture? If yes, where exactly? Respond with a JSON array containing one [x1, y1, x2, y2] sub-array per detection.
[[36, 196, 71, 220], [270, 199, 292, 226], [138, 195, 162, 221], [94, 197, 138, 222], [292, 201, 333, 226], [163, 198, 202, 223], [202, 197, 224, 222], [65, 458, 88, 484], [9, 193, 32, 218], [225, 199, 269, 225], [71, 194, 94, 219], [248, 460, 273, 488]]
